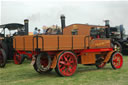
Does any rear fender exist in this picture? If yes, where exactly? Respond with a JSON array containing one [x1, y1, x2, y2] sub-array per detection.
[[50, 51, 64, 69]]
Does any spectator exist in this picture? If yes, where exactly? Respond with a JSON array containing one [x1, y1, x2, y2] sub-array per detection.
[[42, 26, 47, 33], [45, 28, 52, 35], [33, 27, 38, 35], [38, 29, 41, 34]]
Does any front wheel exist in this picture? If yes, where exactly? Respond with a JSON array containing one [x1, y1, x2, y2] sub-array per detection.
[[0, 49, 7, 68], [110, 52, 123, 69], [55, 51, 77, 77]]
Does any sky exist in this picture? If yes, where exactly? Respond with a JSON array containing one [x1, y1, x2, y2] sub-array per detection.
[[0, 0, 128, 34]]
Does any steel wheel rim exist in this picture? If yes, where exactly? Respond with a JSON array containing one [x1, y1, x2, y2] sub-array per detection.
[[58, 52, 77, 76], [112, 53, 123, 69]]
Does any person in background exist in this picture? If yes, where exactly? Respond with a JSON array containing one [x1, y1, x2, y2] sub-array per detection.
[[33, 27, 38, 35], [38, 29, 41, 34], [42, 25, 47, 33], [45, 28, 52, 35]]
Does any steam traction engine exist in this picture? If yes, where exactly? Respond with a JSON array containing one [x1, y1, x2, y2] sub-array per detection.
[[104, 20, 128, 54], [13, 15, 123, 76], [0, 20, 29, 67]]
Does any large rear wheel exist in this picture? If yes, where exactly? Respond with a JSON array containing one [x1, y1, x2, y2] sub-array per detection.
[[0, 49, 7, 68], [55, 51, 77, 77], [111, 52, 123, 69]]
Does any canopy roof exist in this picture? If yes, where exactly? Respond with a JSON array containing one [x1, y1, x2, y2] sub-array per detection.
[[0, 23, 24, 30]]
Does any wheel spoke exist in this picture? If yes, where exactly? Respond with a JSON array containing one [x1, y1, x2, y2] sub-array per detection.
[[68, 57, 72, 61], [64, 56, 68, 61], [68, 67, 72, 73], [59, 61, 66, 65], [59, 64, 63, 68], [61, 66, 66, 71], [66, 68, 69, 73], [70, 60, 74, 63], [66, 54, 70, 59], [113, 59, 117, 62]]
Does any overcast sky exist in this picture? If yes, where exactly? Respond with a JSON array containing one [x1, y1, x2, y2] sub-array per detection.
[[0, 0, 128, 34]]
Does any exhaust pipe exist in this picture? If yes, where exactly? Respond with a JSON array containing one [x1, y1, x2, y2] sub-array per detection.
[[60, 15, 65, 34], [104, 20, 110, 27], [24, 19, 29, 35], [120, 25, 124, 39], [104, 20, 110, 38]]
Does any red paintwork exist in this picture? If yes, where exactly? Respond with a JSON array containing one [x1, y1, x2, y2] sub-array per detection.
[[14, 53, 21, 64], [97, 35, 100, 38], [14, 48, 113, 62], [16, 50, 39, 59], [13, 51, 59, 64], [80, 48, 113, 53], [74, 48, 113, 56], [13, 51, 39, 64], [47, 51, 58, 55]]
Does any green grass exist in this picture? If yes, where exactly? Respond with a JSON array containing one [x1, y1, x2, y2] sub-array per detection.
[[0, 56, 128, 85]]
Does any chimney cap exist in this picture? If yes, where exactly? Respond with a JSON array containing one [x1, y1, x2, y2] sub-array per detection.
[[104, 20, 110, 27], [104, 20, 109, 22], [24, 19, 29, 21], [24, 19, 29, 23], [60, 14, 65, 18]]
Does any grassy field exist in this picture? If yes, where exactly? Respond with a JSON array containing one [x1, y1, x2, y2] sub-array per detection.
[[0, 56, 128, 85]]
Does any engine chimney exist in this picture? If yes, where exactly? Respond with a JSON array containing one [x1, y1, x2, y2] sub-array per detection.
[[60, 15, 65, 34], [104, 20, 110, 38], [120, 25, 124, 39], [104, 20, 110, 27], [24, 19, 29, 35]]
